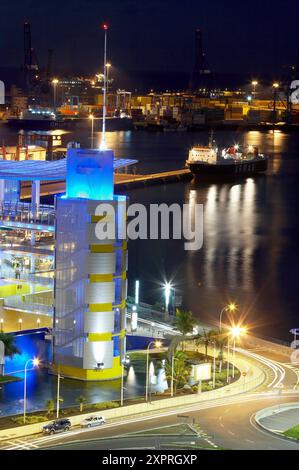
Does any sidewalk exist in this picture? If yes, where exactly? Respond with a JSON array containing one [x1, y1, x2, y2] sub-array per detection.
[[255, 403, 299, 433]]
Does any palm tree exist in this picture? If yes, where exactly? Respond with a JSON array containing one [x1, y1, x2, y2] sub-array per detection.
[[215, 334, 227, 373], [0, 333, 20, 375], [0, 333, 20, 358], [173, 309, 197, 350], [46, 399, 55, 417], [165, 351, 192, 395], [77, 395, 87, 413], [200, 329, 219, 359]]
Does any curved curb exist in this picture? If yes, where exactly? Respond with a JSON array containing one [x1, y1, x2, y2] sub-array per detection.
[[254, 403, 299, 444]]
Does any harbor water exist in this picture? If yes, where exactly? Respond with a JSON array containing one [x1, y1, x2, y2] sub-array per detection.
[[0, 124, 298, 415]]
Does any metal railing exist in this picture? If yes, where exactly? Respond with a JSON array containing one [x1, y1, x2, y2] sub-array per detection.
[[0, 202, 55, 226], [4, 295, 53, 315]]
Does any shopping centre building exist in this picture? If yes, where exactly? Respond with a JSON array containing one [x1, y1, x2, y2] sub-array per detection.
[[0, 148, 136, 380]]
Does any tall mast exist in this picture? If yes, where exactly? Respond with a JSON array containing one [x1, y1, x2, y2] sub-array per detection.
[[100, 23, 108, 150]]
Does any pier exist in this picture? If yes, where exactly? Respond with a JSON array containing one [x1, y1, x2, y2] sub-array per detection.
[[20, 168, 192, 198]]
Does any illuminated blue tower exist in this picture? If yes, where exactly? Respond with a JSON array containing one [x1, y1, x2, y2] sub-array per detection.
[[53, 147, 127, 380]]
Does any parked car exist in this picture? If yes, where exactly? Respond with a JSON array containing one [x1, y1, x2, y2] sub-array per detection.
[[80, 416, 106, 428], [42, 418, 71, 435]]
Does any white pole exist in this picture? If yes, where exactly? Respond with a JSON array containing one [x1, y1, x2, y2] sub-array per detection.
[[213, 342, 216, 388], [120, 362, 124, 406], [91, 117, 94, 148], [23, 360, 29, 424], [171, 355, 174, 397], [56, 368, 60, 418], [53, 83, 56, 113], [219, 306, 226, 332], [226, 336, 230, 383], [101, 26, 108, 150], [232, 338, 236, 378], [135, 280, 140, 305], [145, 344, 150, 402], [107, 65, 110, 96]]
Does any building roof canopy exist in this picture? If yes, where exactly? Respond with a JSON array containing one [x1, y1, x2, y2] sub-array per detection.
[[0, 158, 137, 181]]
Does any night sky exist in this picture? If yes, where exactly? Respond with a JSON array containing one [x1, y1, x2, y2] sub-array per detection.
[[1, 0, 299, 81]]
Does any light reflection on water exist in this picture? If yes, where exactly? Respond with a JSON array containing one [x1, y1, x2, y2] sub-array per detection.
[[0, 125, 298, 410], [0, 364, 146, 417]]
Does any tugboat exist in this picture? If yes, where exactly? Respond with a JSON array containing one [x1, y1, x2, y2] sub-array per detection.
[[186, 138, 268, 178]]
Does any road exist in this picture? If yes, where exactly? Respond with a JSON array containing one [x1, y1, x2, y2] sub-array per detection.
[[1, 346, 299, 451]]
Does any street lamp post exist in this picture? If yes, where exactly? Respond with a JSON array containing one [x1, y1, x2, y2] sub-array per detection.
[[273, 82, 279, 121], [100, 24, 108, 151], [146, 340, 162, 402], [23, 358, 39, 424], [252, 80, 258, 100], [211, 341, 217, 388], [52, 79, 59, 114], [226, 335, 230, 383], [219, 303, 236, 332], [164, 282, 172, 315], [135, 280, 140, 305], [56, 367, 64, 418], [89, 114, 94, 148], [228, 326, 247, 382], [171, 354, 175, 397], [120, 362, 124, 406], [106, 62, 111, 96]]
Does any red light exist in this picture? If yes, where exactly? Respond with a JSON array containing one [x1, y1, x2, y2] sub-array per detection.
[[102, 23, 108, 30]]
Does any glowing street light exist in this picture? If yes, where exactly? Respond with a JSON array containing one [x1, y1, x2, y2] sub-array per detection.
[[146, 340, 162, 402], [219, 303, 237, 332], [89, 114, 95, 148], [227, 325, 247, 381], [23, 358, 40, 424], [52, 78, 59, 113], [164, 282, 172, 314], [272, 82, 280, 120], [230, 325, 247, 338], [251, 80, 258, 99]]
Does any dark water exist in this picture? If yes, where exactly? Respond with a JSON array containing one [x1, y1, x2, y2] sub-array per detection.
[[0, 125, 298, 341], [0, 366, 145, 417]]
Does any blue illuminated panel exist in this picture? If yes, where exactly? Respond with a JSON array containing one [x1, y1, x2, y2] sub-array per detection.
[[66, 148, 114, 201]]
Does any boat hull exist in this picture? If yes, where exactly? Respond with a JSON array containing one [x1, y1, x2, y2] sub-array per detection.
[[7, 118, 70, 130], [187, 158, 268, 178]]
